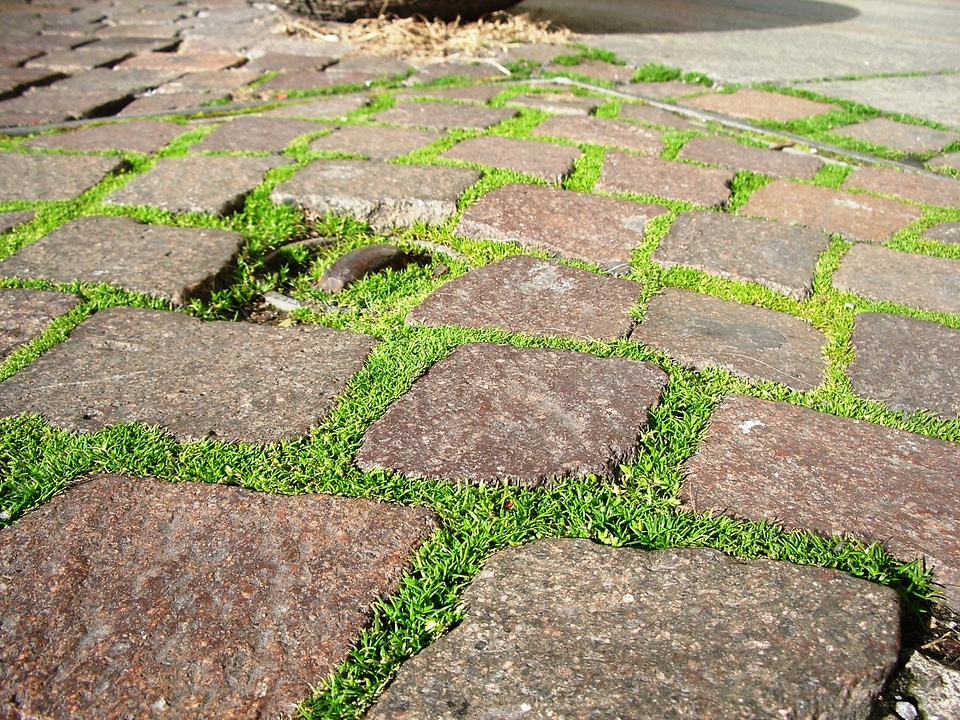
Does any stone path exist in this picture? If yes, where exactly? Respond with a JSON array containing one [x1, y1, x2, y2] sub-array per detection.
[[2, 0, 960, 717]]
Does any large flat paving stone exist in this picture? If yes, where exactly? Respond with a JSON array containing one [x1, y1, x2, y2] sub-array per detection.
[[833, 244, 960, 315], [618, 101, 703, 131], [849, 312, 960, 419], [356, 343, 667, 486], [117, 52, 246, 73], [682, 395, 960, 609], [531, 114, 663, 155], [104, 155, 290, 215], [843, 166, 960, 208], [0, 152, 126, 202], [0, 307, 376, 443], [22, 119, 188, 154], [117, 90, 224, 116], [598, 151, 734, 207], [258, 94, 370, 119], [309, 125, 441, 160], [0, 216, 244, 306], [406, 255, 642, 341], [631, 288, 826, 391], [680, 88, 837, 122], [256, 69, 379, 93], [455, 183, 667, 271], [0, 473, 437, 719], [741, 179, 923, 243], [372, 102, 515, 131], [367, 539, 900, 720], [0, 210, 35, 235], [192, 116, 324, 153], [653, 211, 830, 300], [395, 84, 503, 104], [441, 136, 581, 184], [0, 288, 79, 360], [831, 118, 960, 155], [506, 92, 602, 116], [270, 160, 480, 232], [679, 136, 823, 179]]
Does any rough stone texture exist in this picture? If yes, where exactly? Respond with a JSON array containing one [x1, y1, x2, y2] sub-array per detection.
[[0, 216, 244, 306], [455, 183, 666, 271], [441, 136, 581, 183], [244, 52, 337, 72], [741, 180, 923, 243], [395, 84, 502, 103], [356, 343, 667, 485], [653, 211, 830, 300], [0, 152, 125, 202], [679, 136, 823, 179], [929, 151, 960, 172], [372, 102, 515, 130], [532, 114, 663, 155], [256, 69, 377, 93], [631, 288, 826, 390], [506, 92, 601, 116], [0, 474, 436, 720], [618, 101, 703, 130], [118, 91, 225, 116], [270, 159, 480, 231], [407, 254, 642, 340], [598, 151, 734, 206], [192, 116, 323, 152], [623, 80, 714, 99], [0, 288, 79, 360], [0, 307, 376, 443], [0, 67, 63, 97], [831, 118, 960, 155], [0, 87, 136, 126], [0, 210, 35, 236], [258, 94, 370, 119], [43, 67, 180, 94], [925, 222, 960, 245], [22, 46, 133, 73], [682, 394, 960, 609], [309, 125, 441, 160], [334, 56, 413, 76], [23, 119, 188, 154], [843, 166, 960, 208], [409, 61, 501, 84], [680, 88, 836, 121], [848, 313, 960, 420], [904, 653, 960, 720], [367, 539, 900, 720], [104, 155, 290, 215], [118, 51, 246, 72], [545, 58, 635, 83], [155, 69, 260, 94], [833, 244, 960, 315]]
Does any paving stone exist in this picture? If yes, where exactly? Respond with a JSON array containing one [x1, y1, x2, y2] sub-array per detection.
[[833, 244, 960, 315], [741, 179, 923, 243], [155, 68, 260, 93], [531, 114, 663, 155], [257, 69, 378, 93], [441, 136, 581, 183], [0, 47, 44, 69], [0, 67, 64, 98], [455, 183, 666, 271], [410, 62, 501, 84], [0, 473, 436, 719], [270, 160, 480, 232], [904, 653, 960, 720], [545, 58, 634, 83], [618, 100, 704, 131], [192, 115, 322, 152], [653, 211, 829, 300], [372, 102, 515, 131], [394, 84, 503, 103], [0, 288, 79, 360], [118, 51, 246, 72], [844, 166, 960, 208], [0, 215, 244, 306], [117, 90, 224, 116], [92, 23, 183, 39], [679, 135, 823, 179], [925, 222, 960, 245], [598, 151, 735, 206], [0, 152, 125, 201], [0, 209, 35, 235], [929, 151, 960, 172], [631, 288, 826, 390], [23, 45, 133, 73], [682, 394, 960, 609], [104, 154, 290, 215], [832, 117, 960, 155], [0, 306, 376, 442], [495, 43, 566, 64], [244, 52, 338, 72], [78, 36, 181, 55], [848, 312, 960, 420], [258, 93, 370, 119], [0, 87, 135, 126], [335, 55, 412, 76], [309, 125, 441, 160], [622, 80, 714, 99], [506, 92, 602, 116], [680, 88, 836, 122], [367, 539, 900, 720], [356, 343, 667, 485], [23, 119, 188, 153], [44, 67, 181, 94], [407, 254, 641, 340]]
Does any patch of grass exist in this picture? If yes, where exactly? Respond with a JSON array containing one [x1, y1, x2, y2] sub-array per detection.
[[631, 63, 713, 86]]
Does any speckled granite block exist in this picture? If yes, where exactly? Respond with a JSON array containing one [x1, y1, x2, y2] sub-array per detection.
[[0, 152, 126, 201], [0, 288, 79, 360]]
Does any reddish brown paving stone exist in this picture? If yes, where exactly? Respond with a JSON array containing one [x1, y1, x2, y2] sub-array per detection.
[[192, 116, 323, 153], [929, 151, 960, 172], [43, 67, 181, 95], [394, 84, 503, 103], [740, 180, 923, 243], [681, 394, 960, 609], [0, 210, 35, 235], [0, 306, 377, 443], [356, 343, 668, 486], [22, 46, 133, 73], [679, 136, 823, 179], [23, 119, 188, 153], [117, 51, 246, 72], [532, 115, 663, 155], [833, 244, 960, 315], [0, 473, 437, 719], [455, 183, 667, 271], [831, 118, 960, 155], [597, 151, 734, 207], [0, 288, 79, 360], [410, 62, 501, 84], [925, 222, 960, 245], [335, 56, 412, 76], [617, 101, 703, 131], [257, 69, 378, 93], [544, 59, 634, 84], [257, 94, 370, 119], [244, 52, 338, 72], [309, 125, 441, 160], [0, 87, 136, 127], [372, 102, 515, 131], [843, 166, 960, 208], [442, 136, 581, 184], [506, 93, 602, 116], [117, 91, 223, 116], [0, 152, 126, 202], [622, 81, 714, 99], [631, 288, 827, 390], [0, 67, 64, 98], [680, 88, 837, 122], [406, 255, 642, 341], [155, 69, 261, 94]]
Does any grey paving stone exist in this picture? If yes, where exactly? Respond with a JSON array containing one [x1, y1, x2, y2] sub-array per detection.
[[394, 84, 503, 103], [244, 52, 338, 72], [0, 473, 436, 719], [903, 653, 960, 720], [270, 160, 480, 232], [409, 62, 501, 84], [0, 67, 64, 98], [23, 46, 132, 73], [455, 183, 667, 271], [192, 116, 322, 153], [407, 254, 642, 340], [531, 114, 663, 155], [0, 216, 244, 306], [155, 69, 260, 94], [356, 343, 667, 486], [653, 211, 830, 300], [929, 151, 960, 172], [598, 151, 735, 206], [372, 102, 515, 131], [682, 394, 960, 609], [506, 92, 602, 116], [679, 136, 823, 179], [44, 67, 181, 94], [0, 288, 79, 360], [118, 51, 246, 73], [441, 136, 581, 184], [23, 119, 188, 154], [618, 100, 703, 130], [257, 69, 377, 93], [844, 166, 960, 208], [334, 55, 413, 76], [0, 152, 126, 202], [831, 117, 960, 155], [925, 222, 960, 245], [741, 180, 923, 243], [309, 125, 441, 160], [0, 87, 136, 126], [631, 288, 826, 390], [257, 93, 370, 119], [368, 539, 900, 720], [0, 306, 376, 443], [680, 88, 836, 122], [545, 58, 635, 83], [0, 210, 35, 236], [833, 244, 960, 315], [104, 155, 290, 215], [117, 90, 224, 116]]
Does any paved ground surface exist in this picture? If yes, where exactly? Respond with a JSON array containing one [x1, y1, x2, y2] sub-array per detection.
[[1, 0, 959, 718]]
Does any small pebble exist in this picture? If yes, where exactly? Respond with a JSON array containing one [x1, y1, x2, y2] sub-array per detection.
[[895, 700, 919, 720], [263, 291, 302, 312]]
